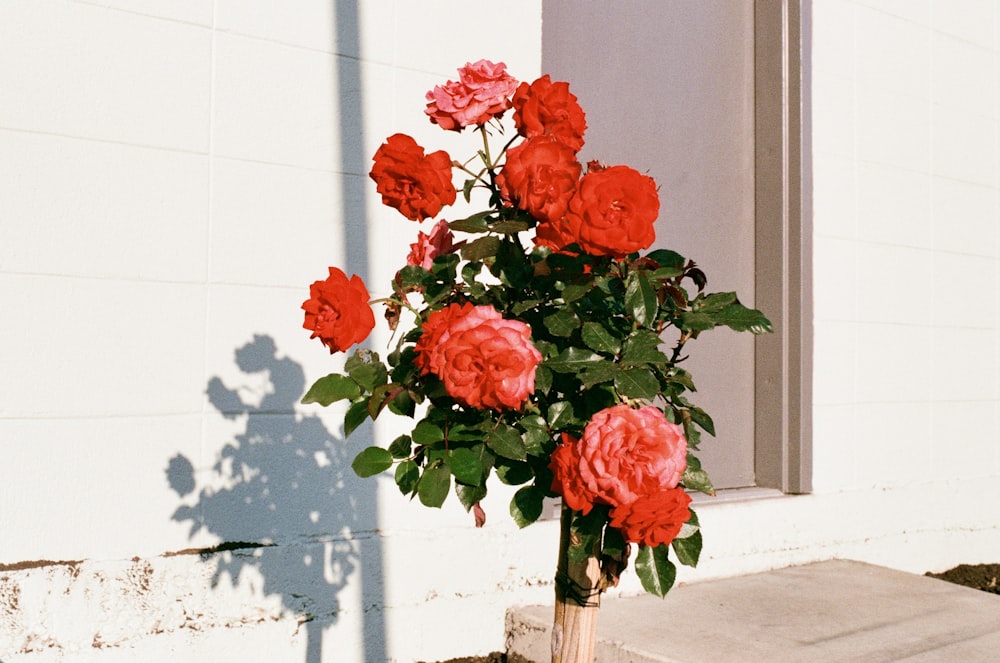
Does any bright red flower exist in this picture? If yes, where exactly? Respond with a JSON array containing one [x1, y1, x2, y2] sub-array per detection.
[[414, 304, 541, 411], [512, 75, 587, 152], [562, 164, 659, 257], [549, 434, 596, 515], [609, 488, 692, 548], [425, 60, 518, 131], [369, 133, 456, 221], [497, 136, 581, 224], [302, 267, 375, 353], [406, 219, 461, 270]]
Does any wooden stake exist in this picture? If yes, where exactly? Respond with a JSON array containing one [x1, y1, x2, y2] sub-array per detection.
[[551, 502, 601, 663]]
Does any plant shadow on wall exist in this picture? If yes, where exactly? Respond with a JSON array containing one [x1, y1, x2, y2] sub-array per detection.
[[166, 335, 385, 662]]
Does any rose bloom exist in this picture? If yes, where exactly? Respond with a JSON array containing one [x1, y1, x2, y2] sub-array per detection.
[[572, 404, 687, 507], [562, 164, 659, 257], [369, 133, 456, 221], [425, 60, 518, 131], [549, 434, 597, 514], [407, 219, 461, 270], [496, 136, 581, 224], [302, 267, 375, 353], [609, 487, 692, 548], [512, 75, 587, 152], [414, 304, 541, 411]]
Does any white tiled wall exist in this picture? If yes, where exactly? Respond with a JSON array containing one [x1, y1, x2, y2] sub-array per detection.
[[811, 0, 1000, 495], [1, 1, 541, 660]]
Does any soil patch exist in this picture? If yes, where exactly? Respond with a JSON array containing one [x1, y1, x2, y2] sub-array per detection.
[[926, 563, 1000, 594], [419, 654, 532, 663]]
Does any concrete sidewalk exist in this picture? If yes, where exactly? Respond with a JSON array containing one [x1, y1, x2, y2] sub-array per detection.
[[506, 559, 1000, 662]]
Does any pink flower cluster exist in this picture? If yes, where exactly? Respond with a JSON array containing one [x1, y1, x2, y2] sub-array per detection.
[[414, 303, 542, 411], [549, 405, 691, 547], [425, 60, 519, 131]]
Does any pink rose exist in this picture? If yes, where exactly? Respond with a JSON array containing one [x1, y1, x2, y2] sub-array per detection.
[[406, 220, 461, 270], [550, 405, 687, 509], [425, 60, 518, 131], [414, 304, 541, 411], [609, 487, 692, 548]]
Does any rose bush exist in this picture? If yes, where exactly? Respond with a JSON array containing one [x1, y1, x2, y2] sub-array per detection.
[[370, 133, 456, 221], [301, 267, 375, 353], [301, 60, 772, 611]]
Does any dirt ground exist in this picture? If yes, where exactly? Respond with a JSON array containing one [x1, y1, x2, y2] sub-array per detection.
[[926, 562, 1000, 594], [427, 563, 1000, 663]]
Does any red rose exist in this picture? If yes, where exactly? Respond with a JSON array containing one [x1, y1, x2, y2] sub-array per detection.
[[609, 488, 692, 548], [415, 304, 541, 411], [406, 219, 461, 270], [562, 164, 659, 257], [549, 434, 597, 514], [302, 267, 375, 353], [370, 134, 456, 221], [512, 75, 587, 152], [496, 136, 581, 224], [564, 405, 687, 508], [425, 60, 518, 131]]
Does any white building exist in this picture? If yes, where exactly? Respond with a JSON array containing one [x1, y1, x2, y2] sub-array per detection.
[[1, 1, 998, 661]]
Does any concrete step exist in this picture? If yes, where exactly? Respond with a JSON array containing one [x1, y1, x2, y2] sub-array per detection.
[[506, 559, 1000, 662]]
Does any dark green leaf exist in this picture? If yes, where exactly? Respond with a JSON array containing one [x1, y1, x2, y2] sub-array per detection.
[[351, 446, 393, 478], [344, 399, 369, 437], [445, 447, 484, 486], [561, 282, 591, 303], [412, 419, 444, 445], [510, 485, 545, 528], [544, 347, 604, 373], [680, 311, 716, 332], [696, 291, 737, 313], [635, 544, 677, 598], [495, 459, 534, 485], [546, 401, 575, 429], [387, 435, 412, 459], [543, 309, 580, 337], [672, 527, 702, 568], [301, 374, 361, 406], [713, 302, 774, 334], [688, 406, 716, 436], [456, 483, 488, 511], [462, 179, 476, 204], [417, 464, 451, 507], [522, 427, 549, 456], [602, 525, 627, 560], [621, 331, 669, 366], [580, 322, 622, 354], [449, 211, 492, 233], [487, 425, 528, 461], [534, 365, 552, 394], [568, 508, 606, 563], [461, 235, 502, 261], [614, 367, 661, 400], [681, 465, 715, 496], [578, 363, 618, 388], [396, 265, 431, 288], [490, 219, 530, 234], [646, 249, 686, 272], [395, 460, 419, 495], [626, 271, 658, 327]]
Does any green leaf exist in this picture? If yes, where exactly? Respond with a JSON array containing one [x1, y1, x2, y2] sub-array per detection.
[[688, 405, 716, 436], [680, 311, 716, 332], [713, 302, 774, 334], [412, 419, 444, 445], [543, 309, 580, 337], [456, 483, 488, 511], [626, 271, 658, 327], [696, 291, 737, 313], [462, 179, 476, 204], [345, 351, 388, 392], [301, 374, 361, 406], [395, 460, 419, 495], [621, 331, 669, 366], [578, 363, 618, 388], [544, 347, 604, 373], [546, 401, 575, 429], [387, 435, 412, 459], [614, 367, 661, 400], [602, 525, 627, 560], [449, 211, 492, 233], [396, 265, 431, 288], [461, 235, 502, 261], [495, 459, 534, 485], [581, 322, 622, 354], [344, 399, 369, 437], [487, 425, 528, 461], [681, 464, 715, 496], [635, 544, 677, 598], [351, 446, 393, 478], [646, 249, 686, 273], [510, 485, 545, 528], [534, 365, 552, 394], [417, 464, 451, 507], [445, 447, 484, 486], [490, 219, 530, 234], [672, 528, 703, 568]]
